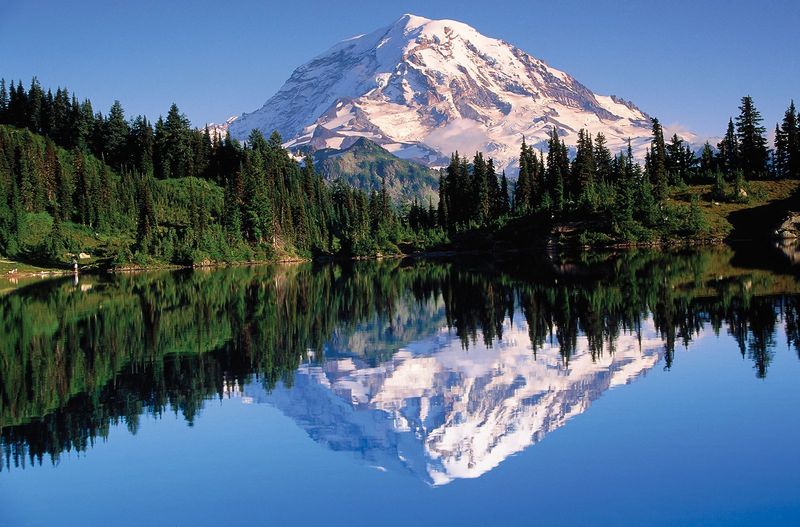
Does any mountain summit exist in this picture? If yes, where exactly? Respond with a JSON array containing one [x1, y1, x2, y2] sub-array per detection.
[[230, 14, 656, 171]]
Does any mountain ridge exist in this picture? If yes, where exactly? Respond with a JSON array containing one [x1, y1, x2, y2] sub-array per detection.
[[229, 13, 680, 172], [313, 136, 439, 203]]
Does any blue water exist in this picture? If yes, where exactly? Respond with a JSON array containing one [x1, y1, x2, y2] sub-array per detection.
[[1, 256, 799, 526]]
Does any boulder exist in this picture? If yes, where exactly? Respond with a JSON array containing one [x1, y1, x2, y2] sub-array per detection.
[[775, 212, 800, 239]]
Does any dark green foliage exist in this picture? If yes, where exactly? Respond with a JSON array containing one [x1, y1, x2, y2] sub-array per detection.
[[735, 96, 769, 180], [646, 118, 669, 200], [103, 101, 129, 168], [437, 151, 509, 233], [665, 133, 697, 184], [514, 138, 534, 213], [0, 77, 411, 264], [775, 100, 800, 179], [0, 77, 790, 257], [717, 118, 738, 178], [546, 127, 569, 213], [572, 129, 597, 210], [499, 172, 510, 215], [699, 142, 717, 180], [313, 137, 438, 204]]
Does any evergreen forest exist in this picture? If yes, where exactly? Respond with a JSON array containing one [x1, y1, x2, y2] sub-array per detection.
[[1, 77, 798, 266]]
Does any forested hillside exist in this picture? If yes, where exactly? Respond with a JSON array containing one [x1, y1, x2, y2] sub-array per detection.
[[0, 78, 403, 265], [313, 137, 439, 204], [413, 96, 800, 245], [1, 77, 798, 268]]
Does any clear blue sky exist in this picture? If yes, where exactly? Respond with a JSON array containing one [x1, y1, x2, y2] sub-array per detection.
[[1, 0, 797, 139]]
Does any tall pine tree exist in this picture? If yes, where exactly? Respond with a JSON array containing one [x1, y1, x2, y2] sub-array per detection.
[[735, 96, 769, 179]]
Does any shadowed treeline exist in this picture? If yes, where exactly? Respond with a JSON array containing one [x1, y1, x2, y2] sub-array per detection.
[[2, 248, 800, 471]]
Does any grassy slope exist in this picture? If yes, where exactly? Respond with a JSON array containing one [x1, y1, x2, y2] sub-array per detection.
[[671, 179, 800, 240]]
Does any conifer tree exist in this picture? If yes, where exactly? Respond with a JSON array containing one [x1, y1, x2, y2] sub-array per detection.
[[700, 142, 716, 179], [223, 173, 243, 243], [775, 100, 799, 178], [572, 129, 596, 209], [546, 128, 567, 213], [499, 172, 510, 215], [9, 81, 28, 128], [648, 118, 669, 200], [46, 214, 65, 261], [487, 158, 500, 220], [129, 116, 154, 175], [72, 149, 93, 226], [437, 170, 448, 228], [594, 132, 612, 183], [53, 89, 71, 145], [26, 77, 44, 134], [70, 99, 93, 151], [473, 152, 490, 223], [135, 175, 157, 253], [735, 96, 769, 179], [514, 138, 533, 213], [42, 139, 58, 209], [13, 144, 36, 212], [611, 149, 635, 235], [55, 156, 71, 222], [0, 79, 8, 121], [717, 118, 738, 178], [104, 100, 130, 168]]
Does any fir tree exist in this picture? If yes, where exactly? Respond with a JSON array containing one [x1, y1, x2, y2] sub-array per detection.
[[135, 175, 157, 253], [46, 214, 65, 261], [648, 118, 669, 200], [0, 79, 8, 121], [499, 172, 510, 215], [594, 132, 612, 183], [26, 77, 44, 134], [700, 142, 716, 179], [437, 170, 448, 228], [735, 96, 769, 179], [223, 173, 243, 243], [572, 129, 596, 210], [546, 127, 568, 213], [717, 118, 738, 178], [514, 138, 533, 213], [775, 100, 799, 178], [104, 100, 130, 169], [486, 158, 500, 220], [473, 152, 490, 223]]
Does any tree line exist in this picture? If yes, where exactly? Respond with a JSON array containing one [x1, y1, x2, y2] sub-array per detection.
[[0, 77, 403, 264], [2, 76, 798, 259], [424, 95, 799, 243]]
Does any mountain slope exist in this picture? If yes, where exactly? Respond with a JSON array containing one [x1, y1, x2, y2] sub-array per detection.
[[230, 14, 670, 172], [314, 137, 439, 203]]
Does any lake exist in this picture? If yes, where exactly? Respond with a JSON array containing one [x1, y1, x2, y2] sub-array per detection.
[[1, 247, 799, 526]]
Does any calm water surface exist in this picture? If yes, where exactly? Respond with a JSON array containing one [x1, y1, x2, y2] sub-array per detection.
[[1, 247, 799, 526]]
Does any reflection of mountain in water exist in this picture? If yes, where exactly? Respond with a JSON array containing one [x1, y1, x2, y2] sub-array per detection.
[[245, 315, 664, 485], [5, 249, 799, 473]]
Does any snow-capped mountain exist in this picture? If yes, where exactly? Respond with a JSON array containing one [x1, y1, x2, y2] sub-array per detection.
[[242, 315, 665, 485], [229, 14, 662, 171]]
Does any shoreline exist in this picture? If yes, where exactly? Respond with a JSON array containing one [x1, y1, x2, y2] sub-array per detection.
[[2, 227, 792, 291], [0, 236, 730, 281]]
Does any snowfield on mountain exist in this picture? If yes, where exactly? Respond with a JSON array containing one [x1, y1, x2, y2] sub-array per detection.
[[229, 14, 680, 172]]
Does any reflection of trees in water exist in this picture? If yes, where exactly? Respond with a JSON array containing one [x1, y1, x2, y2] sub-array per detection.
[[1, 249, 799, 470]]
